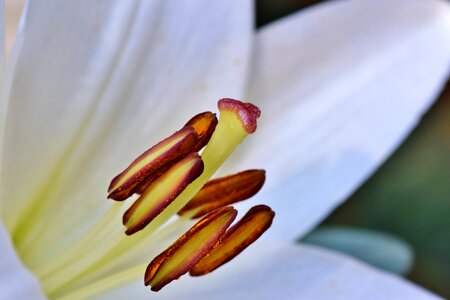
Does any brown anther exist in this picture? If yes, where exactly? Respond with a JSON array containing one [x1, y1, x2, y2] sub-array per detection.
[[179, 170, 266, 218], [131, 162, 174, 195], [123, 153, 204, 235], [108, 126, 197, 201], [184, 111, 218, 152], [127, 112, 217, 196], [145, 206, 237, 291], [190, 205, 275, 276]]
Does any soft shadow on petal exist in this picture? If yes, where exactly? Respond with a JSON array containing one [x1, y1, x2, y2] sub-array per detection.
[[98, 242, 439, 300], [0, 222, 45, 299], [1, 0, 253, 265], [302, 226, 414, 275], [231, 0, 450, 242]]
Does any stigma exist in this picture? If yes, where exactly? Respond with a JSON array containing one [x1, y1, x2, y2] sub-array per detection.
[[109, 98, 274, 292]]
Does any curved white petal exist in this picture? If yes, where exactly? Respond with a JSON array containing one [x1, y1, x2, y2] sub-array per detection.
[[98, 242, 438, 300], [233, 0, 450, 241], [1, 0, 253, 264], [0, 221, 45, 299]]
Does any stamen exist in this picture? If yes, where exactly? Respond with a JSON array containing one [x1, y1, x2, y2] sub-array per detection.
[[66, 99, 269, 297], [123, 153, 204, 235], [145, 206, 237, 291], [184, 111, 218, 151], [121, 99, 262, 240], [108, 126, 197, 201], [190, 205, 275, 276], [179, 170, 266, 218]]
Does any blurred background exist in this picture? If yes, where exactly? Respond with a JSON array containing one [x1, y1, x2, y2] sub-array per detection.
[[256, 0, 449, 297]]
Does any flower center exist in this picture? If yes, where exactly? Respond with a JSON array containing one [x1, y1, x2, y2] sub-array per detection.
[[24, 99, 275, 299]]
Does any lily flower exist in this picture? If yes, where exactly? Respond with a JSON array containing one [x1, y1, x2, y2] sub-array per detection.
[[1, 0, 449, 299]]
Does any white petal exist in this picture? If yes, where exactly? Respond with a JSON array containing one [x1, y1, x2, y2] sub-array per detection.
[[0, 0, 24, 213], [0, 0, 3, 60], [0, 221, 46, 299], [98, 242, 438, 300], [1, 0, 253, 264], [233, 0, 450, 241], [0, 0, 6, 207]]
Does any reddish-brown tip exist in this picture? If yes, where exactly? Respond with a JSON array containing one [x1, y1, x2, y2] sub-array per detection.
[[218, 99, 261, 134], [184, 111, 218, 151]]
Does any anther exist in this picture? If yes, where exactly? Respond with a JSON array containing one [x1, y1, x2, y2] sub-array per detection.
[[190, 205, 275, 276], [145, 206, 237, 291], [184, 111, 218, 152], [108, 127, 197, 201], [179, 170, 266, 218], [123, 153, 204, 235]]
